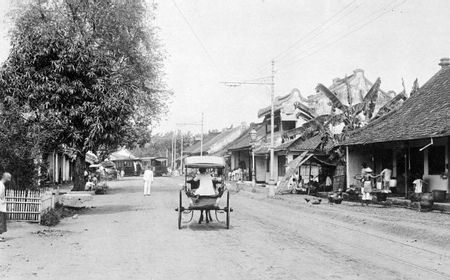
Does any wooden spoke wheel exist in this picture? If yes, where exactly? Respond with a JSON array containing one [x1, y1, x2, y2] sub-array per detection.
[[182, 210, 194, 223], [178, 190, 183, 229], [215, 209, 226, 223], [226, 190, 231, 229]]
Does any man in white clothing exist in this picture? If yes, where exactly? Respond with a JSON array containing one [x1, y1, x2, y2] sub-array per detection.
[[143, 167, 154, 196]]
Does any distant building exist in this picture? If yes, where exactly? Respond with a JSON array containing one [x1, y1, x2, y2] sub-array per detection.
[[227, 89, 316, 183], [110, 149, 142, 176], [46, 148, 73, 184]]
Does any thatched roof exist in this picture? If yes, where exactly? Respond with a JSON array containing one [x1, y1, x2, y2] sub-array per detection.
[[343, 59, 450, 146]]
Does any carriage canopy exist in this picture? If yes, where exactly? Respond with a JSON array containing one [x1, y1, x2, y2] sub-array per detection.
[[184, 156, 226, 168]]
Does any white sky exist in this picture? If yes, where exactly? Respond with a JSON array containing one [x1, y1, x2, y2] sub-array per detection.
[[1, 0, 450, 134]]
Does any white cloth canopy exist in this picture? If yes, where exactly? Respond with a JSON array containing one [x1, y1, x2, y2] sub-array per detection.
[[184, 156, 226, 168]]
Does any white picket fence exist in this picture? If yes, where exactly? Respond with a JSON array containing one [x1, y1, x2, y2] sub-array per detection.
[[5, 189, 55, 223]]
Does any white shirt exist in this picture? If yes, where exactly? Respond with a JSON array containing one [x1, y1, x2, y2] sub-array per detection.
[[325, 176, 332, 186], [380, 169, 392, 182], [0, 181, 6, 212], [194, 174, 215, 196], [413, 179, 423, 193], [143, 170, 154, 182]]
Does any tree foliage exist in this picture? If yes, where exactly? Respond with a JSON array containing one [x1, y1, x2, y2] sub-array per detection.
[[132, 131, 195, 159], [0, 0, 168, 189], [292, 78, 382, 154]]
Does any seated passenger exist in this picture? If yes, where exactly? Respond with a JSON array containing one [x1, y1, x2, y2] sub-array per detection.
[[193, 168, 216, 196]]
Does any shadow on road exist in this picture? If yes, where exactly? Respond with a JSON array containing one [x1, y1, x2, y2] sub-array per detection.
[[106, 186, 143, 195], [184, 222, 229, 231]]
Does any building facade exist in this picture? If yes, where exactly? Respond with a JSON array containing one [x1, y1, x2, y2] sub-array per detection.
[[343, 59, 450, 197]]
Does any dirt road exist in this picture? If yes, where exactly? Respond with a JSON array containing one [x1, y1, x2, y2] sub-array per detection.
[[1, 176, 450, 280]]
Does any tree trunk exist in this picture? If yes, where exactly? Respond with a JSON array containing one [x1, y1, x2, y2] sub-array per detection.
[[72, 153, 86, 191]]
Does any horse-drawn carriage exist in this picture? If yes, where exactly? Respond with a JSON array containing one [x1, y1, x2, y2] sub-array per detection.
[[175, 156, 232, 229]]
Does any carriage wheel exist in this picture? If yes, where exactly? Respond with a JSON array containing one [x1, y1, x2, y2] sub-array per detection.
[[183, 210, 194, 223], [226, 190, 231, 229], [215, 210, 225, 223], [178, 190, 182, 229]]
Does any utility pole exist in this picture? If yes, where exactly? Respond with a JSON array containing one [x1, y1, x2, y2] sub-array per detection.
[[200, 112, 204, 156], [268, 60, 276, 197], [176, 112, 204, 159], [171, 132, 175, 171], [180, 133, 184, 172], [221, 61, 276, 197]]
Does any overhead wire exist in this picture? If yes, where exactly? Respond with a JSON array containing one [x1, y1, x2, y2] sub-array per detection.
[[273, 0, 360, 63], [251, 0, 362, 76], [171, 0, 221, 76], [277, 0, 407, 73], [276, 0, 397, 68]]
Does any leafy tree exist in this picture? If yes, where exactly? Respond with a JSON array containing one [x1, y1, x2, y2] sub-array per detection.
[[315, 77, 381, 132], [0, 0, 168, 190], [131, 131, 195, 163], [0, 102, 38, 188], [293, 77, 412, 161]]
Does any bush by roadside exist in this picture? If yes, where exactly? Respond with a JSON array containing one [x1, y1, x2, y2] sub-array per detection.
[[40, 203, 90, 226]]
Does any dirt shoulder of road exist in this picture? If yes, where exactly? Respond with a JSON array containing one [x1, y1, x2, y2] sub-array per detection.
[[237, 186, 450, 253], [2, 177, 450, 280]]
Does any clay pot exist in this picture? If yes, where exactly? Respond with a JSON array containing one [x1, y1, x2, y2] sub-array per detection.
[[432, 190, 447, 203], [376, 193, 388, 202], [420, 193, 434, 209]]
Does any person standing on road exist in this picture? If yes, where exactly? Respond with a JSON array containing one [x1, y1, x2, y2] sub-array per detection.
[[143, 166, 154, 196], [0, 172, 12, 242]]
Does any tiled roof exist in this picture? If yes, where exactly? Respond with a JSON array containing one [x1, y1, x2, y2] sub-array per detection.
[[184, 132, 220, 154], [275, 135, 326, 152], [202, 126, 247, 156], [343, 63, 450, 145], [253, 143, 271, 155], [227, 123, 266, 151]]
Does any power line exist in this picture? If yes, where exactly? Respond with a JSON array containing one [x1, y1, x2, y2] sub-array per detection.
[[274, 0, 365, 67], [273, 0, 360, 62], [242, 75, 272, 84], [278, 0, 407, 72], [275, 0, 389, 67], [171, 0, 219, 74], [252, 0, 361, 76]]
